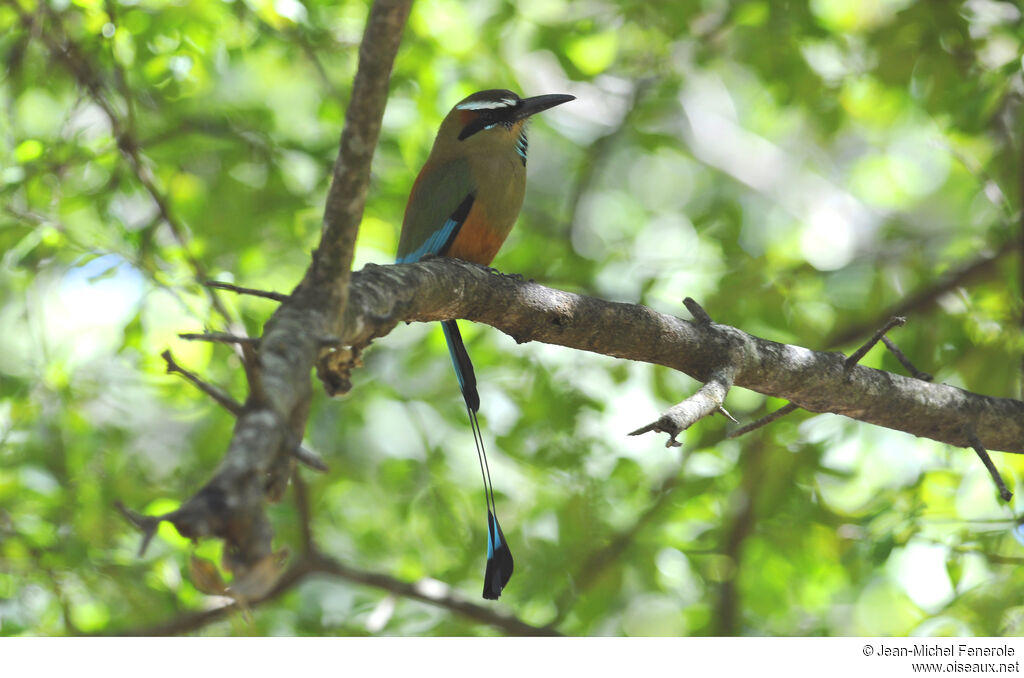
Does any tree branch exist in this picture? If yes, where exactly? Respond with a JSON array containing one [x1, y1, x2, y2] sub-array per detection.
[[205, 281, 289, 303], [305, 0, 410, 295], [629, 366, 736, 447], [161, 349, 243, 416], [881, 336, 933, 382], [843, 316, 905, 369], [728, 316, 922, 440], [728, 402, 799, 439], [12, 1, 239, 330], [550, 455, 696, 626], [827, 237, 1020, 348], [334, 258, 1024, 455], [107, 551, 559, 637], [178, 332, 260, 347], [965, 428, 1013, 502], [714, 438, 768, 635], [117, 0, 412, 580]]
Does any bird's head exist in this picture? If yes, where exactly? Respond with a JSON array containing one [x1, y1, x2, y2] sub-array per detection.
[[432, 89, 575, 160]]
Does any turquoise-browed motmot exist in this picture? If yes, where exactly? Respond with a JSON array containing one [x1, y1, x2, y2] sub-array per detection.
[[396, 89, 574, 599]]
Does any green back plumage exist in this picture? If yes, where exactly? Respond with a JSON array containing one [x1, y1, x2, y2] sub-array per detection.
[[396, 157, 473, 261]]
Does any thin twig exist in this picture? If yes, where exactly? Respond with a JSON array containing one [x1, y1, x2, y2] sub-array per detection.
[[291, 27, 340, 98], [163, 345, 324, 472], [19, 3, 239, 330], [952, 546, 1024, 566], [293, 445, 329, 473], [714, 437, 768, 635], [550, 455, 694, 627], [1019, 133, 1024, 398], [881, 336, 933, 381], [965, 428, 1013, 502], [716, 406, 739, 423], [101, 0, 136, 131], [827, 238, 1019, 348], [732, 316, 909, 438], [727, 403, 799, 439], [105, 551, 561, 637], [205, 280, 288, 303], [630, 367, 735, 447], [292, 472, 314, 554], [178, 332, 260, 347], [684, 296, 712, 325], [560, 77, 658, 238], [113, 500, 164, 556], [161, 349, 243, 416], [844, 316, 905, 369]]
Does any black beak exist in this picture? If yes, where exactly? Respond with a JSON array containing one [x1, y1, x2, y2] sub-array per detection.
[[514, 93, 575, 121]]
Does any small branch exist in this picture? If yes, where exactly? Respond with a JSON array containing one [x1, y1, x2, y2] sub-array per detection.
[[106, 551, 560, 637], [827, 238, 1020, 348], [550, 458, 694, 626], [844, 316, 905, 370], [1019, 133, 1024, 398], [292, 472, 314, 554], [965, 428, 1013, 502], [113, 500, 167, 556], [714, 438, 768, 635], [630, 367, 736, 447], [307, 0, 412, 294], [731, 316, 907, 439], [716, 405, 739, 424], [290, 27, 340, 98], [727, 403, 799, 439], [560, 77, 657, 239], [163, 342, 323, 492], [952, 546, 1024, 566], [732, 316, 913, 438], [881, 336, 933, 381], [178, 332, 260, 347], [684, 297, 713, 325], [19, 2, 240, 330], [293, 444, 329, 473], [106, 555, 314, 635], [205, 280, 288, 303], [161, 349, 243, 416]]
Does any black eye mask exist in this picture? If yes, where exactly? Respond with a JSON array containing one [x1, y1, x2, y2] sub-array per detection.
[[458, 109, 518, 141]]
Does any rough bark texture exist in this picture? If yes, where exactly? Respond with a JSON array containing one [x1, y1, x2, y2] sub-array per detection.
[[335, 258, 1024, 455], [157, 0, 413, 582]]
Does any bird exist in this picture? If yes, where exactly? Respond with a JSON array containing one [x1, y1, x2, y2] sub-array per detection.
[[395, 89, 574, 599]]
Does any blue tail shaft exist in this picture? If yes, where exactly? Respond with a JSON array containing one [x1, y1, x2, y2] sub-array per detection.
[[441, 320, 479, 412], [441, 320, 514, 599]]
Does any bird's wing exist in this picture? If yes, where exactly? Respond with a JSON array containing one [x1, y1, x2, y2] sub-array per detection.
[[396, 157, 475, 263]]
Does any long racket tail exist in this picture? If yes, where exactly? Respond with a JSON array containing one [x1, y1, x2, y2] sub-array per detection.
[[441, 320, 514, 599]]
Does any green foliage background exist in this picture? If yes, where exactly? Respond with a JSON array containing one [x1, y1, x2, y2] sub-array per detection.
[[2, 0, 1023, 636]]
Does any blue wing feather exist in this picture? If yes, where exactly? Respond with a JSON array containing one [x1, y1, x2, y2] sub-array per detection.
[[395, 216, 460, 263], [396, 177, 477, 405]]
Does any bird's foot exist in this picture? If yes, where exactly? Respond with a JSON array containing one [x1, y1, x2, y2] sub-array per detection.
[[476, 264, 525, 281]]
